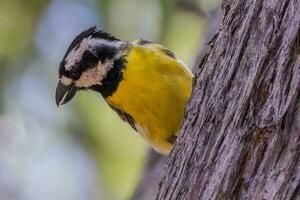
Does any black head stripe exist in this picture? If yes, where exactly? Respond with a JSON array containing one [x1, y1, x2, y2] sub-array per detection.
[[62, 26, 97, 60], [62, 26, 119, 61], [59, 60, 65, 75], [60, 26, 120, 75], [94, 45, 118, 63], [78, 50, 99, 69], [92, 30, 119, 41]]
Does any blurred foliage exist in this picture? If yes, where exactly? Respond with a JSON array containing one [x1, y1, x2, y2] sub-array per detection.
[[162, 11, 205, 66], [76, 93, 145, 199], [0, 0, 218, 199], [0, 0, 48, 60], [0, 0, 49, 111]]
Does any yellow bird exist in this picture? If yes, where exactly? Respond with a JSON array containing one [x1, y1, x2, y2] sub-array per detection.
[[55, 26, 193, 154]]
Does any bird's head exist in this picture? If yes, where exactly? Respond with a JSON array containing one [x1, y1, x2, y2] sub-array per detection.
[[55, 26, 129, 106]]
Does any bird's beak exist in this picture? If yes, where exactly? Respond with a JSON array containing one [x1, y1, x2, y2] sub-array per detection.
[[55, 81, 77, 107]]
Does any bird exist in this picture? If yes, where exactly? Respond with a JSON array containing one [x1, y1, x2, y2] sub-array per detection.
[[55, 26, 193, 154]]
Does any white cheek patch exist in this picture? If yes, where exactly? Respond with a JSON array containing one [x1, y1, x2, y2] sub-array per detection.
[[60, 76, 73, 86], [75, 60, 113, 88]]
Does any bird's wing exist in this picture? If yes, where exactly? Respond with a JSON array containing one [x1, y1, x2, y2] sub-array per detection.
[[109, 105, 137, 131], [133, 39, 177, 59]]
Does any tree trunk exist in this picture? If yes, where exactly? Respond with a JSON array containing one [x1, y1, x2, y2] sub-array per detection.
[[156, 0, 300, 199]]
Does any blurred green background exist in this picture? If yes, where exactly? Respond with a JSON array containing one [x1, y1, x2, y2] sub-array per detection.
[[0, 0, 217, 199]]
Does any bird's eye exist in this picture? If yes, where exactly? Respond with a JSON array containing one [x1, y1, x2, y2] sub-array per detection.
[[69, 68, 81, 79]]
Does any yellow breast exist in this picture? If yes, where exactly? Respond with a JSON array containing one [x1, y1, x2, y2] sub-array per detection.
[[106, 44, 193, 154]]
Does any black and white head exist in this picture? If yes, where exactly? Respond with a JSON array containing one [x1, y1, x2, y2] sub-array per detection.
[[55, 26, 130, 106]]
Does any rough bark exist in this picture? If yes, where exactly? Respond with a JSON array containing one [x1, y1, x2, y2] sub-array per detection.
[[156, 0, 300, 199]]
